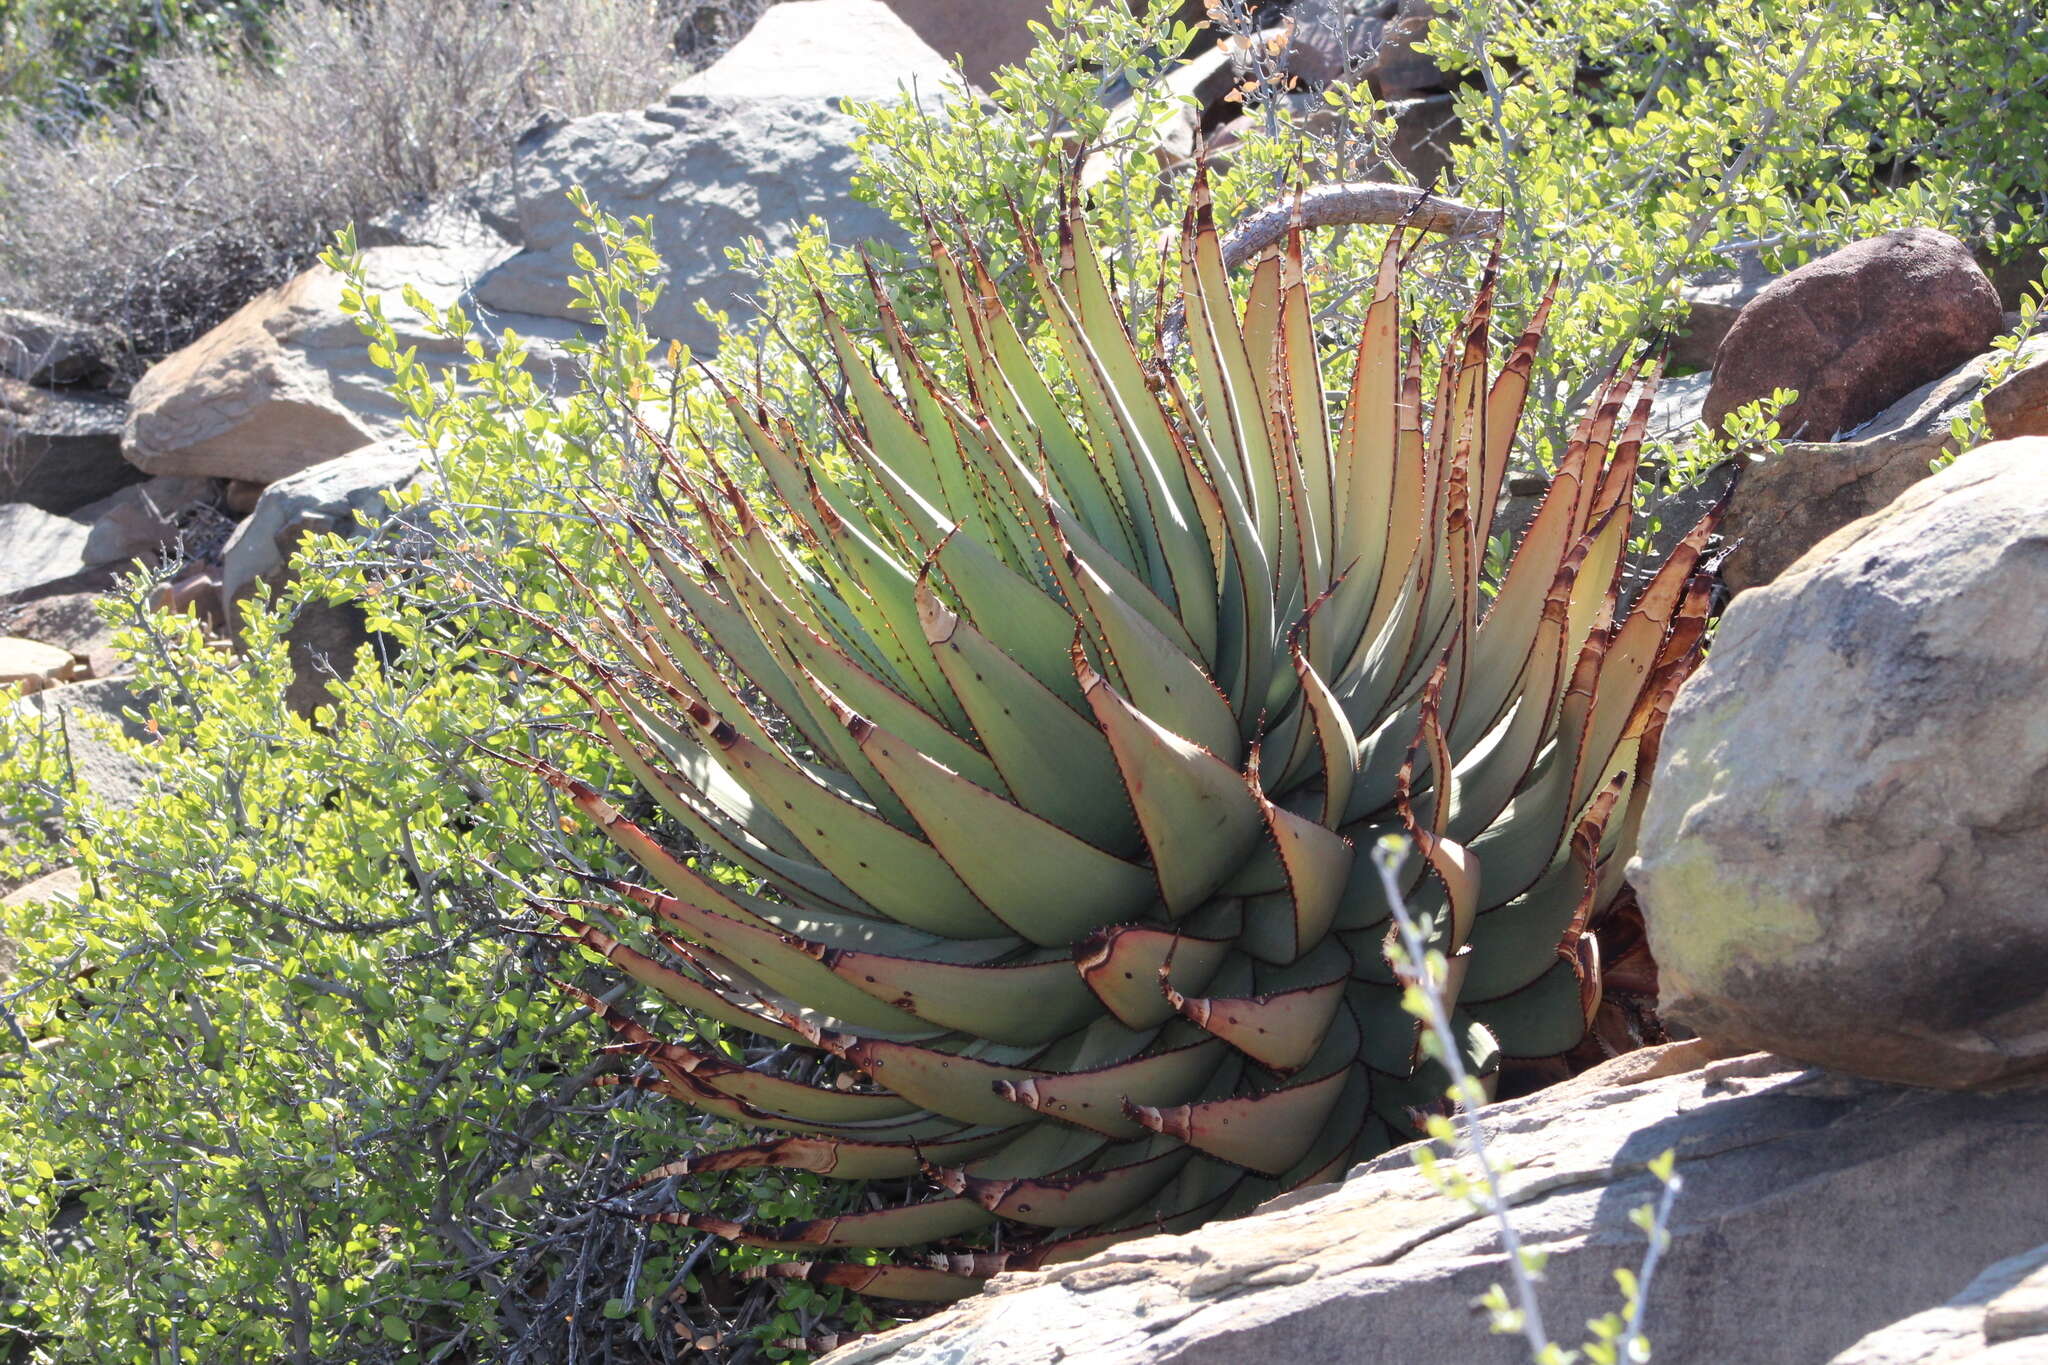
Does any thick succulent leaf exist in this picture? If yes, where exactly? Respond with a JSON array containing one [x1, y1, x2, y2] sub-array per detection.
[[1465, 955, 1594, 1059], [643, 1126, 1020, 1182], [1074, 913, 1240, 1028], [814, 938, 1102, 1046], [1081, 656, 1264, 914], [921, 583, 1141, 852], [547, 911, 806, 1047], [1238, 787, 1354, 965], [1126, 1061, 1353, 1175], [847, 708, 1158, 946], [670, 698, 1008, 939], [994, 1036, 1235, 1138], [1165, 939, 1351, 1074], [948, 1143, 1194, 1228]]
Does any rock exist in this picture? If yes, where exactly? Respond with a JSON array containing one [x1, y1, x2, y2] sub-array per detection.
[[79, 475, 215, 567], [3, 591, 121, 681], [1385, 92, 1458, 186], [1832, 1244, 2048, 1363], [878, 0, 1047, 86], [473, 0, 956, 355], [1, 375, 138, 513], [357, 176, 516, 255], [1672, 254, 1774, 372], [1716, 340, 2037, 594], [0, 309, 109, 388], [0, 637, 86, 694], [153, 565, 225, 636], [0, 865, 82, 910], [219, 441, 427, 626], [823, 1050, 2048, 1365], [1632, 438, 2048, 1091], [124, 241, 575, 484], [1646, 369, 1714, 443], [282, 598, 375, 719], [0, 501, 91, 598], [7, 678, 152, 811], [1704, 229, 2003, 440], [222, 478, 265, 516], [1370, 0, 1447, 97], [1983, 344, 2048, 441]]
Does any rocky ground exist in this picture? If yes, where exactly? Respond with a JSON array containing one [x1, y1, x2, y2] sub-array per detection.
[[4, 2, 2045, 1359]]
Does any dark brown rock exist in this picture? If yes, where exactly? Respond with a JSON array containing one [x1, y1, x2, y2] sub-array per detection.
[[882, 0, 1048, 86], [1984, 344, 2048, 441], [1716, 342, 2030, 594], [1671, 254, 1774, 371], [1704, 229, 2003, 440]]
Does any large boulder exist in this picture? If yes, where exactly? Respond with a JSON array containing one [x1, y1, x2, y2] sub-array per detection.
[[1, 375, 137, 513], [219, 440, 427, 626], [1632, 438, 2048, 1091], [824, 1049, 2048, 1365], [1704, 229, 2003, 441], [1670, 253, 1774, 371], [881, 0, 1046, 86], [472, 0, 956, 355], [1716, 339, 2040, 594], [1833, 1243, 2048, 1364], [123, 241, 575, 484]]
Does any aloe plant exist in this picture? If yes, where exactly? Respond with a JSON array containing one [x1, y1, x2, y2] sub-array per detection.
[[531, 176, 1718, 1303]]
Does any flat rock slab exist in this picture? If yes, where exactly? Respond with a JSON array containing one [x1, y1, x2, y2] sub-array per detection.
[[1834, 1243, 2048, 1363], [825, 1052, 2048, 1365], [0, 637, 85, 693]]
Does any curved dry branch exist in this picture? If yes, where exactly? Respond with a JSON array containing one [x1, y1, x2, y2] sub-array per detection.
[[1160, 181, 1503, 354]]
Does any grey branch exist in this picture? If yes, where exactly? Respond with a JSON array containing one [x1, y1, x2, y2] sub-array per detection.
[[1218, 183, 1502, 269], [1160, 182, 1503, 354]]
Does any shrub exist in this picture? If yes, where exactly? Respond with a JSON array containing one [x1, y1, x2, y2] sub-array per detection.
[[0, 0, 737, 371], [0, 0, 269, 125]]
